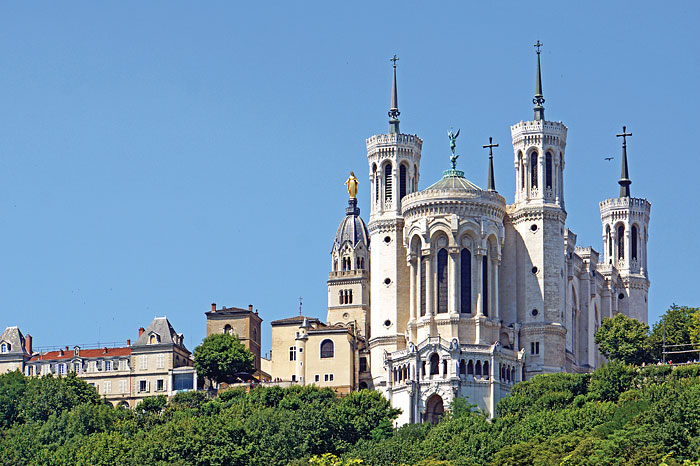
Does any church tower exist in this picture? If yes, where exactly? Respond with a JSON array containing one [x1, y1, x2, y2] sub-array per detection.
[[599, 127, 650, 323], [328, 177, 371, 338], [509, 42, 569, 377], [366, 56, 422, 384]]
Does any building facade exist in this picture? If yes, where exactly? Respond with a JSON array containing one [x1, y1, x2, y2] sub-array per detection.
[[0, 317, 196, 407]]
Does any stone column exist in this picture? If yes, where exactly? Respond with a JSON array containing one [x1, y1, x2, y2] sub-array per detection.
[[425, 250, 433, 317], [417, 254, 423, 317], [538, 150, 545, 197], [624, 222, 631, 271], [409, 255, 417, 321], [524, 158, 530, 201], [448, 248, 459, 314], [475, 252, 484, 316], [492, 256, 500, 320]]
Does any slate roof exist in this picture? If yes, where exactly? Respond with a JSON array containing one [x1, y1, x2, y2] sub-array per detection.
[[0, 326, 27, 355], [132, 317, 188, 351]]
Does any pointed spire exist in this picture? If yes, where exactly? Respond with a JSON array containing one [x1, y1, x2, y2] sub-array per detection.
[[483, 137, 499, 192], [388, 54, 400, 134], [533, 41, 545, 121], [616, 126, 633, 197]]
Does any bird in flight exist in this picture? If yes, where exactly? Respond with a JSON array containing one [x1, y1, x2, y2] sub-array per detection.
[[604, 157, 614, 161]]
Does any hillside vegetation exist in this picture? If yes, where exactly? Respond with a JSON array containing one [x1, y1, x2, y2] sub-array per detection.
[[1, 362, 699, 466]]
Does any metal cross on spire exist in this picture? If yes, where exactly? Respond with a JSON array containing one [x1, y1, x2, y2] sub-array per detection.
[[534, 40, 543, 54], [388, 54, 401, 133], [483, 137, 499, 192], [299, 296, 303, 316], [616, 125, 633, 197]]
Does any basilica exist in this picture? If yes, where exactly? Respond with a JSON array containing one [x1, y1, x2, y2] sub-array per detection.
[[0, 47, 652, 426], [319, 47, 651, 424]]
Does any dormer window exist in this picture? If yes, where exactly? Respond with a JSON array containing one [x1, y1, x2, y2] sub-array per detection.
[[149, 333, 161, 344], [74, 346, 80, 357], [0, 342, 9, 353]]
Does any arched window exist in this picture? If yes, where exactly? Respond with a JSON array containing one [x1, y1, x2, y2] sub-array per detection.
[[617, 225, 625, 260], [399, 164, 407, 200], [373, 164, 378, 202], [0, 342, 8, 353], [429, 353, 439, 375], [530, 152, 538, 189], [459, 360, 466, 376], [437, 248, 448, 313], [482, 255, 489, 317], [403, 365, 408, 380], [511, 367, 515, 383], [149, 334, 160, 344], [519, 152, 525, 190], [475, 360, 482, 377], [320, 339, 334, 359], [333, 260, 337, 272], [348, 289, 353, 304], [460, 248, 471, 313], [338, 290, 343, 305], [467, 360, 474, 375], [384, 163, 392, 201], [483, 361, 489, 379], [545, 152, 553, 189], [442, 359, 447, 376], [223, 325, 232, 335], [631, 225, 638, 260], [606, 225, 612, 260], [420, 256, 427, 316]]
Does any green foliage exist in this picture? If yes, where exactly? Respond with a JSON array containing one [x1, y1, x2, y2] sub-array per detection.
[[650, 305, 700, 363], [595, 313, 653, 365], [2, 358, 700, 466], [587, 360, 637, 402], [136, 394, 168, 414], [193, 332, 256, 386]]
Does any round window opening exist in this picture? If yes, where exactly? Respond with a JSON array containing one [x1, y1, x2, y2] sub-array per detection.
[[384, 320, 392, 327], [384, 278, 391, 285], [531, 309, 539, 317], [531, 266, 538, 274], [342, 312, 349, 319], [530, 224, 538, 232], [383, 236, 391, 244], [618, 293, 624, 300]]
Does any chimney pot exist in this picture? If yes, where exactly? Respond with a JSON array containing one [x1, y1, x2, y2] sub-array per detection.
[[103, 347, 108, 354], [138, 327, 145, 337], [127, 339, 131, 346], [248, 304, 253, 312], [211, 303, 216, 312], [65, 346, 69, 351], [25, 334, 33, 354]]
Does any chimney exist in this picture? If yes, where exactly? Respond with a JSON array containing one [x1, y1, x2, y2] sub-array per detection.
[[65, 346, 69, 351], [248, 304, 253, 312], [138, 327, 145, 337], [59, 349, 64, 356], [211, 303, 216, 312], [127, 339, 131, 346], [103, 347, 108, 354], [25, 334, 32, 354]]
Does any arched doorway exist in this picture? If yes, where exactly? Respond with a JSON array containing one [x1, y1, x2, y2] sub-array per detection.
[[425, 394, 444, 424]]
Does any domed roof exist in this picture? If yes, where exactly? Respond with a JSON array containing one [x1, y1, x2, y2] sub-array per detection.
[[334, 199, 370, 249], [425, 169, 481, 191]]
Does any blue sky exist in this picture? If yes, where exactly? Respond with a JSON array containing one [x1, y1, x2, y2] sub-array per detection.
[[1, 2, 698, 355]]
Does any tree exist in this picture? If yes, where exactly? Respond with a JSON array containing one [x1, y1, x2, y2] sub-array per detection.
[[193, 333, 255, 388], [649, 305, 700, 363], [594, 313, 652, 365]]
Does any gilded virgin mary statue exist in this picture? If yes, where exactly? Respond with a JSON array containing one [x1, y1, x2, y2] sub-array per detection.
[[345, 171, 359, 198]]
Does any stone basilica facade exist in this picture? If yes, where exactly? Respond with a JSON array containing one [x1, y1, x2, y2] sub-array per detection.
[[323, 50, 651, 425]]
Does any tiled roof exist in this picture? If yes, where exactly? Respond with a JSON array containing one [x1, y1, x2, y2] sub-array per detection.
[[29, 346, 131, 362], [132, 317, 187, 350], [270, 316, 322, 325]]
